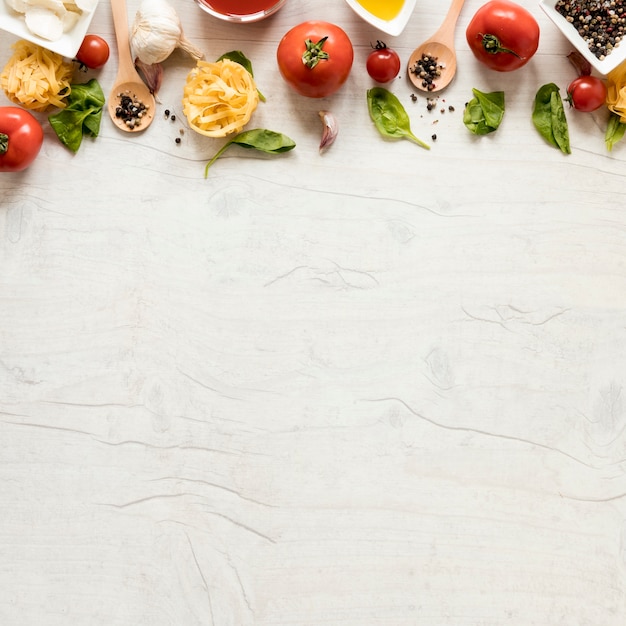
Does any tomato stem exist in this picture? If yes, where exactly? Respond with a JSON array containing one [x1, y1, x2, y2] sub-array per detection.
[[302, 37, 330, 69], [480, 33, 522, 59], [0, 132, 8, 155]]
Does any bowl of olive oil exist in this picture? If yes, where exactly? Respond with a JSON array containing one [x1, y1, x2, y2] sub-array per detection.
[[344, 0, 417, 36]]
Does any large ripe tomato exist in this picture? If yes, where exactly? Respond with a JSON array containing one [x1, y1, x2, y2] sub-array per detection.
[[567, 75, 607, 112], [277, 21, 353, 98], [0, 107, 44, 173], [466, 0, 540, 72]]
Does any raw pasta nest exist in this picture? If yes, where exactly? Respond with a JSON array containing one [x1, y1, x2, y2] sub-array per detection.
[[607, 65, 626, 123], [182, 59, 259, 138], [0, 39, 73, 112]]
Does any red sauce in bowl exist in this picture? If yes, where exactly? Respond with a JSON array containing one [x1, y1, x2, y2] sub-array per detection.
[[196, 0, 286, 19]]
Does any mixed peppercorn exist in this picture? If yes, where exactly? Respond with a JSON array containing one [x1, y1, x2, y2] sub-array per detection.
[[555, 0, 626, 60], [114, 92, 149, 129], [409, 53, 444, 91]]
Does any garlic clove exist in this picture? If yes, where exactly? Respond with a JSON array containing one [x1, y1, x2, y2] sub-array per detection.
[[135, 58, 164, 96], [318, 110, 338, 153]]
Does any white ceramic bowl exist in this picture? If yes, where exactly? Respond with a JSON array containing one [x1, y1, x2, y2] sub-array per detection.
[[540, 0, 626, 75], [344, 0, 417, 37], [0, 0, 100, 58], [194, 0, 286, 23]]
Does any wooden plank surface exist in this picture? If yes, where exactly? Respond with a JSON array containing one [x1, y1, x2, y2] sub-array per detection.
[[1, 1, 626, 624]]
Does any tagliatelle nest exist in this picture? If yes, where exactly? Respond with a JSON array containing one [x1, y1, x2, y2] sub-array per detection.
[[182, 59, 259, 138], [607, 64, 626, 123], [0, 39, 74, 111]]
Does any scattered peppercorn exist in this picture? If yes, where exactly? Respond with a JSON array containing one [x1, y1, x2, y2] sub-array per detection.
[[115, 92, 149, 129], [409, 53, 445, 91], [171, 114, 176, 122], [164, 109, 170, 119], [175, 137, 181, 144], [555, 0, 625, 60], [432, 134, 437, 141], [448, 105, 455, 112], [410, 93, 418, 102]]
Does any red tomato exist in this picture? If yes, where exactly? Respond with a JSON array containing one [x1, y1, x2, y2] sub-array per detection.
[[366, 41, 401, 83], [277, 21, 354, 98], [567, 75, 607, 112], [76, 34, 110, 69], [466, 0, 540, 72], [0, 107, 44, 173]]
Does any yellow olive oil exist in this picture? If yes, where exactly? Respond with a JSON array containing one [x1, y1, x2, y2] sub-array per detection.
[[356, 0, 404, 21]]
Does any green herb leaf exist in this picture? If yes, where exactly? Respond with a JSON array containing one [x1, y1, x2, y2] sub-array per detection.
[[217, 50, 266, 102], [463, 88, 505, 135], [204, 128, 296, 177], [48, 78, 105, 153], [367, 87, 430, 150], [532, 83, 570, 154], [605, 112, 626, 151]]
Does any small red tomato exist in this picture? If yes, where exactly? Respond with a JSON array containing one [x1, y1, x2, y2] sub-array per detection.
[[0, 106, 44, 173], [277, 21, 354, 98], [366, 41, 401, 83], [567, 75, 607, 112], [76, 34, 110, 69]]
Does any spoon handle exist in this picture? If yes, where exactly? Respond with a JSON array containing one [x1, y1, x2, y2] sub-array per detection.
[[110, 0, 135, 82], [432, 0, 467, 47]]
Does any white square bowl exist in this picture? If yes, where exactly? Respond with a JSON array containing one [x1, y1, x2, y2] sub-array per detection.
[[540, 0, 626, 75], [0, 1, 100, 59], [344, 0, 417, 37]]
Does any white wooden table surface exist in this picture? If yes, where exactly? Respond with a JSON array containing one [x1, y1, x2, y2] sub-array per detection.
[[2, 1, 626, 624]]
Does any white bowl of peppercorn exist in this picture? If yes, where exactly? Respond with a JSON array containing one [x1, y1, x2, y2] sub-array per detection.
[[540, 0, 626, 74]]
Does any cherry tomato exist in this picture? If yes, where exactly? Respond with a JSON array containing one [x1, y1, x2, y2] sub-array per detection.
[[76, 34, 110, 69], [366, 41, 401, 83], [277, 21, 353, 98], [466, 0, 540, 72], [567, 75, 607, 112], [0, 106, 44, 173]]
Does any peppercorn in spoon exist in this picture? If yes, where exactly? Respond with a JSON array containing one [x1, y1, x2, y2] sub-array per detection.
[[108, 0, 155, 132], [407, 0, 467, 93]]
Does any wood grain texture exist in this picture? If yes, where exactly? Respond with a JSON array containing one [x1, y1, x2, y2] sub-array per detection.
[[1, 1, 626, 624]]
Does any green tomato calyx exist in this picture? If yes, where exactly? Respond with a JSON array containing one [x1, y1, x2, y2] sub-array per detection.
[[0, 132, 9, 155], [302, 37, 330, 70], [480, 33, 522, 59]]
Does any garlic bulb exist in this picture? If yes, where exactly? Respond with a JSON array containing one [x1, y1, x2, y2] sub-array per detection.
[[130, 0, 204, 65]]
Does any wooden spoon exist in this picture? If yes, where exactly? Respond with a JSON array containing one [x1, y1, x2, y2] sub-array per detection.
[[108, 0, 155, 132], [407, 0, 467, 93]]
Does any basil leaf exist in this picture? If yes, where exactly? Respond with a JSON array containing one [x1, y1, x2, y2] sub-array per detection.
[[217, 50, 266, 102], [204, 128, 296, 177], [49, 110, 93, 152], [550, 90, 570, 154], [48, 78, 105, 153], [228, 128, 296, 153], [532, 83, 570, 154], [463, 88, 505, 135], [367, 87, 430, 150], [605, 112, 626, 151]]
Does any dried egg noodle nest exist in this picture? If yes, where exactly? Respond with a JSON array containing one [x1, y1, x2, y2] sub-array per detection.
[[182, 59, 259, 138], [0, 39, 73, 111], [607, 64, 626, 123]]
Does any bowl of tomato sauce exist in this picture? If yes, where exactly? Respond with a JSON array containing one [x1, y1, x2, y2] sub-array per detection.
[[195, 0, 287, 22]]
